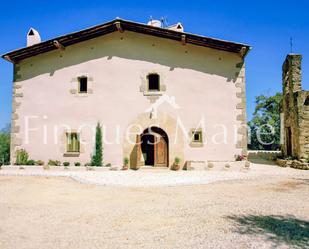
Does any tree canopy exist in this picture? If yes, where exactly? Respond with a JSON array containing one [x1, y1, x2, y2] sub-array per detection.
[[0, 124, 11, 165], [248, 93, 282, 150]]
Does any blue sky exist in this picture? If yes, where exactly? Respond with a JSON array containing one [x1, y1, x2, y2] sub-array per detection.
[[1, 0, 309, 129]]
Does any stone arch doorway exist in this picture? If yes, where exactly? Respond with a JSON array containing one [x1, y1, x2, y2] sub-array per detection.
[[124, 112, 185, 169], [141, 127, 169, 167]]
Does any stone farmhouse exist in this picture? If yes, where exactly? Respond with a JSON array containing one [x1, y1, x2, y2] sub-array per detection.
[[282, 54, 309, 160], [2, 19, 251, 168]]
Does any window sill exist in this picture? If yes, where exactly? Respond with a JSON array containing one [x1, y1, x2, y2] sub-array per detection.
[[189, 142, 204, 148], [143, 91, 164, 97], [63, 152, 80, 157]]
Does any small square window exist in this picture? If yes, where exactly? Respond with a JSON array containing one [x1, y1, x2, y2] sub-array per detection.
[[78, 77, 88, 93], [66, 133, 80, 153], [148, 74, 160, 91], [192, 131, 203, 143]]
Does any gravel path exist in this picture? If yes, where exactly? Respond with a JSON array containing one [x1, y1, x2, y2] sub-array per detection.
[[0, 163, 307, 187], [0, 174, 309, 249]]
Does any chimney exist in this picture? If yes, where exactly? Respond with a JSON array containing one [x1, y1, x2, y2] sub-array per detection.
[[167, 22, 184, 32], [27, 28, 41, 47]]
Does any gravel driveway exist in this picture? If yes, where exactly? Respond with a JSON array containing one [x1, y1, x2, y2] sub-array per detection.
[[0, 163, 307, 187], [0, 164, 309, 249]]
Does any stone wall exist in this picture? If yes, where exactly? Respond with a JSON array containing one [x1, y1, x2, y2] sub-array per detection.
[[282, 54, 309, 160]]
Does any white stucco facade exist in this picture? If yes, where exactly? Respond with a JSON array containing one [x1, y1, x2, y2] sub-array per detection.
[[11, 29, 248, 168]]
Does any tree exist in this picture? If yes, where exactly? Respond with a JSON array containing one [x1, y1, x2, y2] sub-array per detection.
[[91, 122, 103, 166], [0, 124, 11, 165], [248, 93, 282, 150]]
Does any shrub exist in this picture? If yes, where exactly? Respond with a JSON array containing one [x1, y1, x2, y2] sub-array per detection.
[[235, 154, 246, 161], [48, 160, 61, 166], [123, 157, 129, 166], [91, 122, 103, 167], [63, 162, 70, 167], [26, 160, 36, 166], [307, 155, 309, 163], [84, 162, 91, 167], [74, 162, 81, 167], [174, 157, 180, 165], [35, 160, 44, 166], [105, 163, 111, 167], [15, 149, 29, 165]]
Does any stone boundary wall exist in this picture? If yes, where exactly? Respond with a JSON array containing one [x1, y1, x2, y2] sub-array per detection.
[[248, 150, 282, 161]]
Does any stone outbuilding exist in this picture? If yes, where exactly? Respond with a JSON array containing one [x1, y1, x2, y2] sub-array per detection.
[[282, 54, 309, 160]]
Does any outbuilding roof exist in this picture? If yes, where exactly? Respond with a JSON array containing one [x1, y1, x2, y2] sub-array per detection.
[[2, 19, 251, 63]]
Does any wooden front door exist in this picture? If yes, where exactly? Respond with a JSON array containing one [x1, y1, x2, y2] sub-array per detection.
[[154, 136, 168, 167]]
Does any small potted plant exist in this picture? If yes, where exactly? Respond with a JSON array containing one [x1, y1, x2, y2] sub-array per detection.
[[63, 162, 70, 170], [35, 160, 44, 166], [122, 157, 129, 170], [171, 157, 181, 171]]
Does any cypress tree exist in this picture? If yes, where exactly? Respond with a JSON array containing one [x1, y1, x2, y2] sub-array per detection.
[[91, 122, 103, 167]]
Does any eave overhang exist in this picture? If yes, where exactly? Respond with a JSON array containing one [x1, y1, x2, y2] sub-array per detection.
[[2, 19, 251, 63]]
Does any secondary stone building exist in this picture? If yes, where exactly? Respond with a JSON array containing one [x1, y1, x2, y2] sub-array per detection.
[[282, 54, 309, 160], [2, 19, 250, 168]]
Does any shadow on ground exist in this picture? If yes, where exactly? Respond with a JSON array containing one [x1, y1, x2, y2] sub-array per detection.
[[227, 215, 309, 248]]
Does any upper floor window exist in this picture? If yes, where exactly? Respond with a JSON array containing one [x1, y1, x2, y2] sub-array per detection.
[[78, 77, 88, 93], [66, 133, 80, 153], [147, 73, 160, 91]]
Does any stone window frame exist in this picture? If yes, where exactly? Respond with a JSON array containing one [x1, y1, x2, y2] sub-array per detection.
[[66, 132, 80, 153], [70, 73, 94, 96], [189, 128, 204, 148], [140, 70, 167, 98], [62, 129, 84, 157]]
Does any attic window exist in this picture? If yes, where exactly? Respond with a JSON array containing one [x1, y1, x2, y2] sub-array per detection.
[[28, 30, 34, 36], [78, 77, 88, 93], [177, 25, 182, 29], [147, 73, 160, 91]]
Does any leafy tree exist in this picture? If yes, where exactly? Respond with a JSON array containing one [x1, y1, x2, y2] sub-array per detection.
[[248, 93, 282, 150], [91, 122, 103, 166], [0, 124, 11, 165]]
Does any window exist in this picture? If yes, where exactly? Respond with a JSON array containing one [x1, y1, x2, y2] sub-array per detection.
[[78, 77, 88, 93], [66, 133, 80, 153], [192, 131, 203, 143], [147, 74, 160, 91]]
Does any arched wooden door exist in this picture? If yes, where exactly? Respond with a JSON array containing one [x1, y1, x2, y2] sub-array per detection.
[[154, 135, 168, 167], [140, 127, 169, 167]]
